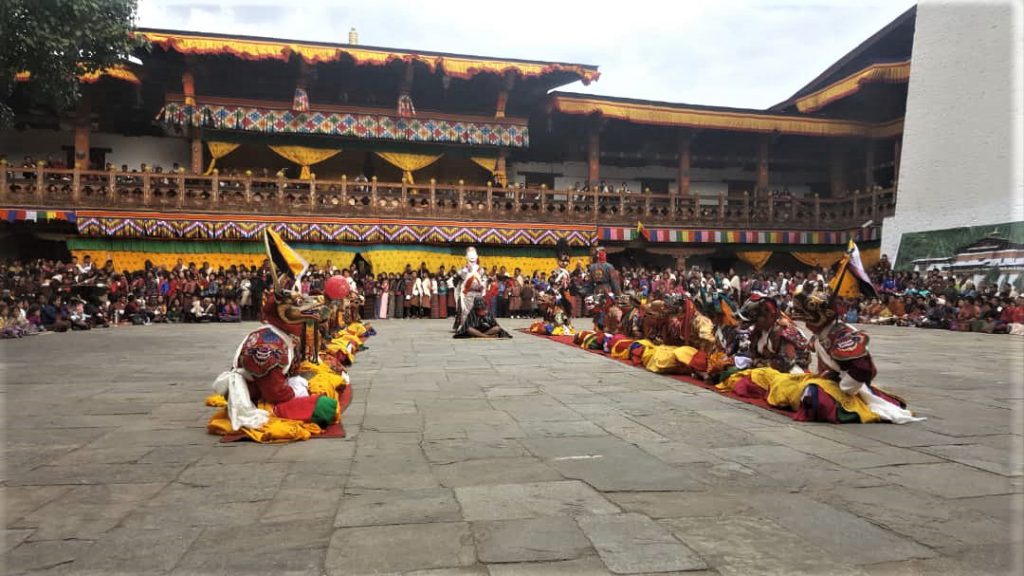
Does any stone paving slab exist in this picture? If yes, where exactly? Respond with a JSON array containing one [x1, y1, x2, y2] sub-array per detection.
[[455, 480, 621, 521], [661, 515, 868, 576], [577, 512, 708, 573], [472, 516, 592, 563], [335, 487, 462, 527], [2, 320, 1022, 575], [326, 522, 476, 575]]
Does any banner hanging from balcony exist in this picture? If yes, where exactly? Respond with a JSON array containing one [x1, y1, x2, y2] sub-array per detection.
[[4, 209, 76, 223], [204, 141, 240, 175], [269, 145, 341, 179], [74, 211, 595, 247], [156, 102, 529, 147], [375, 152, 442, 184]]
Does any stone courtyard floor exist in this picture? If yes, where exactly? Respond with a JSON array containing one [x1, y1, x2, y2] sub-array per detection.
[[2, 319, 1022, 575]]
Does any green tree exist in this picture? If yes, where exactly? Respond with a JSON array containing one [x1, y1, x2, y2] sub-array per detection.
[[0, 0, 145, 128]]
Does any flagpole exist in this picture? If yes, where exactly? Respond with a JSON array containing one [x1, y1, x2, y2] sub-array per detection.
[[826, 220, 873, 317]]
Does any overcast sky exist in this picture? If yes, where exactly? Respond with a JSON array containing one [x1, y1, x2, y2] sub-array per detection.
[[137, 0, 916, 110]]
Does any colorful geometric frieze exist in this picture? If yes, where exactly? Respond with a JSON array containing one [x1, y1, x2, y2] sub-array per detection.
[[156, 102, 529, 148], [599, 226, 880, 245], [74, 211, 594, 247]]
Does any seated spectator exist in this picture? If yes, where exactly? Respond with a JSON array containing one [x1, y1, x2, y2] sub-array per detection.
[[152, 295, 168, 323], [40, 296, 70, 332], [200, 297, 216, 322], [219, 297, 241, 322], [920, 298, 949, 329], [954, 298, 978, 331], [1, 303, 26, 338], [187, 296, 205, 322], [67, 298, 92, 330]]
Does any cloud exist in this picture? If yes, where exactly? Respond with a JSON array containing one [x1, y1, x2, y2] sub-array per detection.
[[137, 0, 915, 109]]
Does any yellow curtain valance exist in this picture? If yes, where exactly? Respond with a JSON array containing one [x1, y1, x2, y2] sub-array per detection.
[[270, 146, 341, 179], [375, 152, 442, 184], [469, 157, 507, 186], [791, 251, 845, 270], [204, 141, 240, 175], [736, 251, 772, 271]]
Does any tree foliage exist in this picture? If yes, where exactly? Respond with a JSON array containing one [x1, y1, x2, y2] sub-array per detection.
[[0, 0, 145, 127]]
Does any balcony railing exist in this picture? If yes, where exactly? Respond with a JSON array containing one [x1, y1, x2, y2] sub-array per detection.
[[0, 163, 896, 230]]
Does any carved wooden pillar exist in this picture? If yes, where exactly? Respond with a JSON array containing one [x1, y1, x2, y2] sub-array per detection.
[[495, 72, 514, 119], [183, 62, 202, 174], [71, 165, 81, 204], [677, 132, 691, 197], [756, 137, 769, 196], [35, 162, 44, 202], [830, 142, 847, 197], [190, 137, 203, 175], [0, 160, 8, 203], [587, 124, 601, 189], [142, 171, 151, 206], [429, 178, 436, 215], [176, 172, 185, 208], [864, 139, 876, 191], [181, 68, 196, 106], [496, 149, 507, 188], [73, 92, 91, 169]]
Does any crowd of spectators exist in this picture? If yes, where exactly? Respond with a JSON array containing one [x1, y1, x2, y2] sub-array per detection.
[[3, 252, 1022, 339], [0, 255, 275, 337]]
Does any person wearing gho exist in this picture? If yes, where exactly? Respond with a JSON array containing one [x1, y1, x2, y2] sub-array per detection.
[[454, 296, 511, 339]]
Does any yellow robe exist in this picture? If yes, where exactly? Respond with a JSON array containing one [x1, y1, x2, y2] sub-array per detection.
[[717, 367, 880, 423], [205, 359, 348, 443]]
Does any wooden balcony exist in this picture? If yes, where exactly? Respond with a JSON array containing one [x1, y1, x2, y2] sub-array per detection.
[[0, 163, 896, 231]]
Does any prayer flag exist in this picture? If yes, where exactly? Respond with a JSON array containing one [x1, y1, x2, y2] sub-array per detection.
[[637, 221, 649, 241], [25, 211, 37, 222], [264, 228, 308, 290], [830, 239, 878, 299]]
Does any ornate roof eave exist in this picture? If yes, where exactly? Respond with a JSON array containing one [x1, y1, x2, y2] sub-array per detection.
[[793, 60, 910, 113], [15, 65, 141, 86], [137, 29, 600, 85], [550, 94, 902, 139]]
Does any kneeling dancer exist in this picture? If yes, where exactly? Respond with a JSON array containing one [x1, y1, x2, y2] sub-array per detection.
[[206, 230, 352, 442], [454, 296, 511, 339]]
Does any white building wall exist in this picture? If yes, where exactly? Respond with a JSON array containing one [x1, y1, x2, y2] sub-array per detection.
[[0, 129, 189, 170], [882, 0, 1024, 260]]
